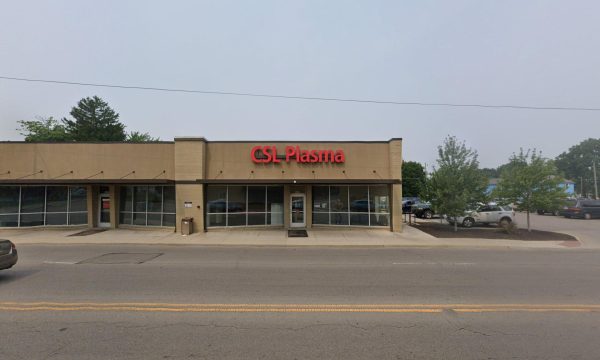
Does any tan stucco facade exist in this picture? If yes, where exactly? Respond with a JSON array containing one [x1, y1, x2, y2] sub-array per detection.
[[0, 138, 402, 233]]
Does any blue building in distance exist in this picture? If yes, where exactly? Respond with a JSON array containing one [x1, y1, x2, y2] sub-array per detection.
[[487, 178, 576, 196]]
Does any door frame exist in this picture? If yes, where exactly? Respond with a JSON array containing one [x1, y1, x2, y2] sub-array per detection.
[[289, 193, 306, 228], [98, 190, 111, 228]]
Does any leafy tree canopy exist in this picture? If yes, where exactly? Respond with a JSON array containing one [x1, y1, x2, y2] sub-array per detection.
[[426, 136, 488, 231], [402, 161, 426, 198], [18, 96, 158, 142], [493, 149, 567, 231], [555, 138, 600, 196], [17, 116, 70, 142], [127, 131, 160, 142]]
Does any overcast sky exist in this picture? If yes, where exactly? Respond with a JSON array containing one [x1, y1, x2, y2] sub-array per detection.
[[1, 0, 599, 169]]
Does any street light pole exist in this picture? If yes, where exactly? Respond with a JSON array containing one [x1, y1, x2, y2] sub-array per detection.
[[593, 161, 598, 199]]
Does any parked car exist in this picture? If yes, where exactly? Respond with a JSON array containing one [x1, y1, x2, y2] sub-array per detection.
[[536, 198, 578, 216], [447, 204, 515, 228], [412, 202, 434, 219], [402, 198, 420, 214], [563, 199, 600, 220], [0, 240, 18, 270]]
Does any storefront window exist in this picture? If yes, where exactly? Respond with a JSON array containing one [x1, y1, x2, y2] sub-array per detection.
[[0, 186, 88, 227], [119, 185, 176, 227], [311, 185, 390, 227], [206, 185, 284, 227]]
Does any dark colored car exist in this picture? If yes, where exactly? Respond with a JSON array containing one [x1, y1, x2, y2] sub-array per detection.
[[537, 199, 577, 216], [563, 199, 600, 220], [412, 202, 434, 219], [402, 197, 420, 214], [0, 240, 18, 270]]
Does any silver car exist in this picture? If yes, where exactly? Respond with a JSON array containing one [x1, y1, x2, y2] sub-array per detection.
[[448, 204, 515, 228]]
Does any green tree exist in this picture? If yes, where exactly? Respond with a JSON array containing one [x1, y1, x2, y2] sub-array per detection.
[[427, 136, 488, 232], [17, 116, 70, 142], [493, 149, 567, 232], [480, 168, 499, 179], [127, 131, 160, 142], [555, 138, 600, 196], [62, 96, 126, 141], [402, 161, 426, 198]]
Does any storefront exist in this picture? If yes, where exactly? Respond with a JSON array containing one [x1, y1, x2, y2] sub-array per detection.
[[0, 138, 402, 232]]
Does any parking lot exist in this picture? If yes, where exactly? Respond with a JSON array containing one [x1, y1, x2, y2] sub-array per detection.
[[513, 212, 599, 247]]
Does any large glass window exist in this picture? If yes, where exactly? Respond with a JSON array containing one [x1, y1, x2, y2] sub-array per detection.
[[0, 186, 88, 227], [311, 185, 390, 227], [119, 185, 176, 227], [206, 185, 284, 227]]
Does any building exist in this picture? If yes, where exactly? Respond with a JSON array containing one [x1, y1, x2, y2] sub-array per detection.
[[0, 138, 403, 233]]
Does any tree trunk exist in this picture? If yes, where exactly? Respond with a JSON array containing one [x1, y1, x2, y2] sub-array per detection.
[[527, 210, 531, 232], [454, 218, 458, 232]]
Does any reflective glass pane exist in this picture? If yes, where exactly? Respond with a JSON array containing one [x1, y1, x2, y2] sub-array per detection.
[[330, 212, 349, 225], [133, 212, 146, 225], [0, 186, 20, 214], [312, 186, 329, 212], [267, 186, 284, 213], [147, 213, 162, 226], [350, 213, 369, 226], [227, 186, 246, 213], [312, 212, 330, 225], [247, 186, 266, 212], [330, 186, 348, 212], [20, 213, 44, 227], [69, 212, 87, 225], [207, 213, 226, 227], [163, 186, 176, 213], [0, 214, 18, 227], [370, 214, 389, 226], [69, 187, 87, 212], [21, 187, 45, 213], [134, 186, 147, 212], [227, 213, 246, 226], [162, 214, 175, 227], [46, 186, 68, 213], [349, 186, 369, 212], [369, 186, 390, 213], [119, 212, 132, 225], [46, 213, 68, 225], [147, 186, 163, 212], [248, 213, 266, 226], [120, 186, 133, 212], [267, 212, 284, 225], [206, 186, 227, 213]]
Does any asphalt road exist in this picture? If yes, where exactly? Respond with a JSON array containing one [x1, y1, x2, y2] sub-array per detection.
[[2, 244, 600, 359]]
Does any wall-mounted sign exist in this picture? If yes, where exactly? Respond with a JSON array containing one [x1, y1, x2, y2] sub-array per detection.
[[251, 146, 345, 164], [184, 202, 193, 208]]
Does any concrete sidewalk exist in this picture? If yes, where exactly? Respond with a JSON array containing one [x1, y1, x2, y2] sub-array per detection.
[[0, 225, 580, 249]]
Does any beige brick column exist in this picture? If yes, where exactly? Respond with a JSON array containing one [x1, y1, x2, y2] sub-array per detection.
[[389, 139, 403, 232], [174, 137, 206, 233], [86, 185, 96, 228], [109, 185, 118, 229]]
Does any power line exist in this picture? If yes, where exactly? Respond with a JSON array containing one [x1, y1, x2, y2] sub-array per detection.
[[2, 75, 600, 111]]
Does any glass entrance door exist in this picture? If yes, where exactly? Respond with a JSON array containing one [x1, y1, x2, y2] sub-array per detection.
[[290, 194, 305, 228], [98, 187, 110, 227]]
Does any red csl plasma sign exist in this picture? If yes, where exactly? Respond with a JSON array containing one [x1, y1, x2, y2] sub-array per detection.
[[251, 146, 345, 164]]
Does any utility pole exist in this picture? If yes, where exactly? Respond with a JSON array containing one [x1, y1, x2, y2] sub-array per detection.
[[593, 161, 598, 199]]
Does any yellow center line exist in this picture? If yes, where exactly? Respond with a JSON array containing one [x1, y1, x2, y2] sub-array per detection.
[[0, 302, 599, 313]]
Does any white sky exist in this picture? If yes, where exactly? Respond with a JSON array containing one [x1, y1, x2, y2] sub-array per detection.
[[1, 0, 599, 169]]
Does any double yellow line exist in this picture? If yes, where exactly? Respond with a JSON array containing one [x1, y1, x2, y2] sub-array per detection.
[[1, 302, 599, 313]]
